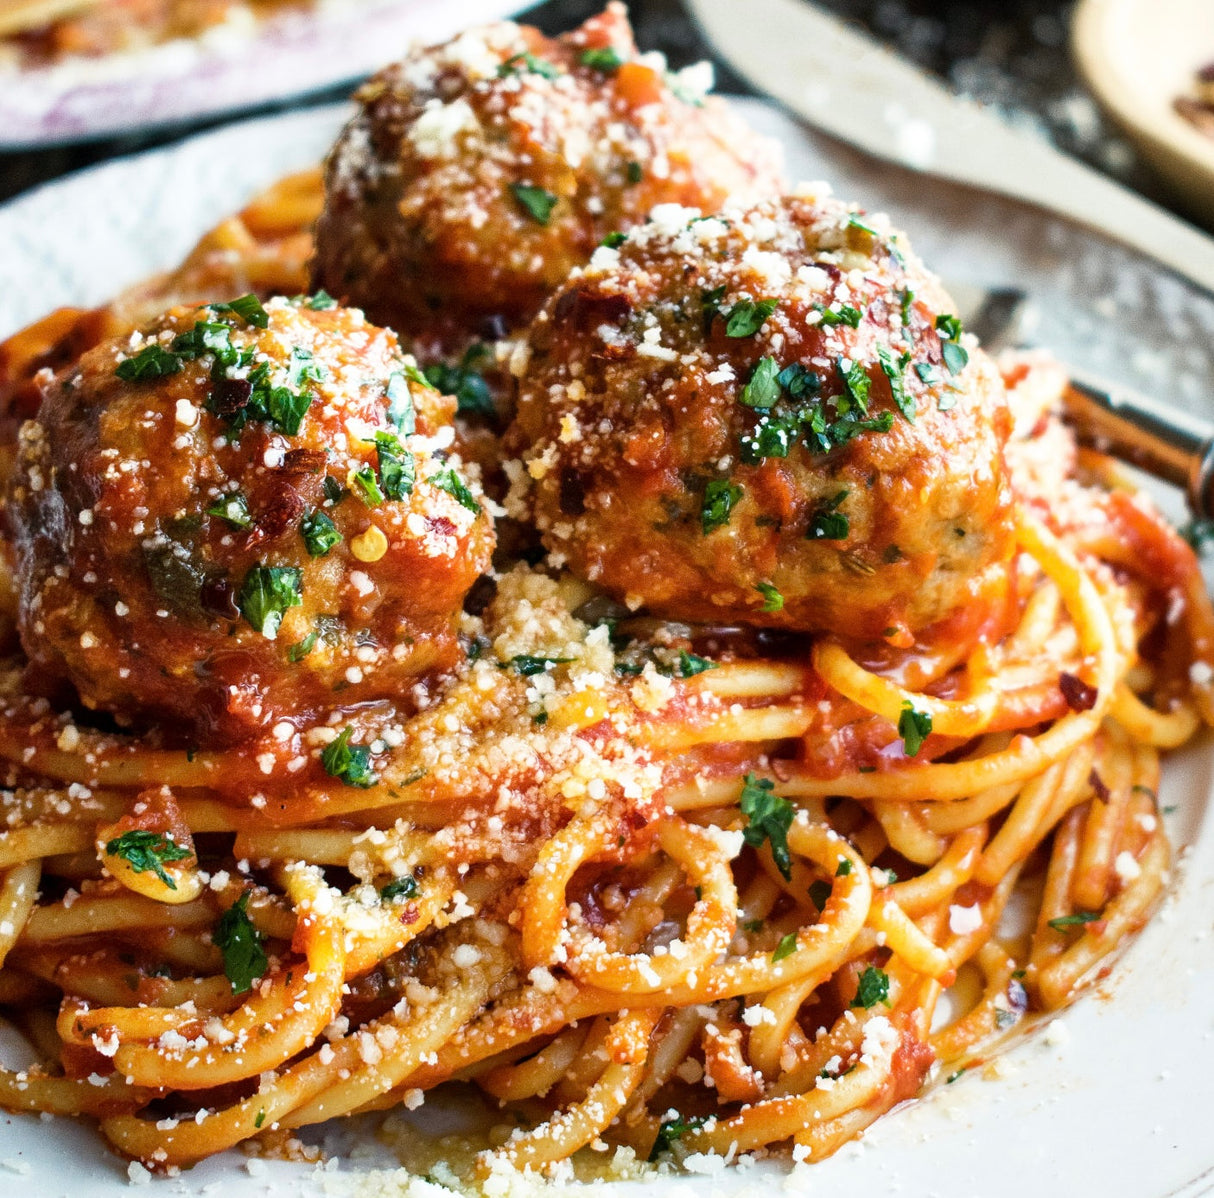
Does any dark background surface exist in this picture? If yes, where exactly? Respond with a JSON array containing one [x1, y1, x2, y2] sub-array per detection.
[[0, 1, 1168, 211]]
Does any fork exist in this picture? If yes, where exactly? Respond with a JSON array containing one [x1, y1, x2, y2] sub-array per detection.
[[956, 284, 1214, 519]]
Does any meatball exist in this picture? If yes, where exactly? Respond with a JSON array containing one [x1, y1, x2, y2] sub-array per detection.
[[7, 297, 493, 744], [311, 3, 784, 362], [509, 192, 1017, 645]]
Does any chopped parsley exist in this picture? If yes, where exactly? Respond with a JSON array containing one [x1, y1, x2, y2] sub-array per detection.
[[1180, 518, 1214, 554], [423, 345, 494, 417], [214, 892, 268, 995], [104, 830, 191, 890], [211, 294, 269, 328], [837, 357, 871, 412], [351, 464, 385, 507], [807, 490, 849, 541], [847, 213, 879, 237], [374, 430, 415, 501], [385, 370, 417, 434], [852, 965, 890, 1008], [287, 631, 318, 662], [306, 290, 337, 310], [1047, 911, 1101, 931], [897, 701, 933, 756], [502, 655, 574, 676], [429, 467, 481, 513], [254, 1110, 266, 1129], [321, 727, 378, 788], [836, 859, 852, 876], [381, 874, 419, 902], [701, 479, 742, 534], [808, 879, 832, 912], [287, 346, 325, 390], [301, 509, 341, 557], [877, 344, 915, 422], [648, 1113, 709, 1160], [756, 581, 784, 612], [206, 491, 252, 529], [626, 160, 643, 185], [115, 343, 184, 381], [581, 46, 623, 71], [739, 356, 781, 409], [498, 52, 560, 79], [236, 565, 303, 639], [772, 932, 798, 962], [817, 304, 863, 328], [935, 313, 969, 375], [673, 650, 715, 678], [322, 476, 347, 505], [739, 772, 794, 881], [601, 231, 628, 248], [724, 298, 778, 338], [510, 182, 559, 225]]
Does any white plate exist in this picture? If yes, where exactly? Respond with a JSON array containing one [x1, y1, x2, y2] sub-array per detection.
[[1073, 0, 1214, 226], [1, 98, 1214, 1198], [0, 0, 518, 148]]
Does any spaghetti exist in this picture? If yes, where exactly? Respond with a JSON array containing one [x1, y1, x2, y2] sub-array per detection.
[[0, 27, 1212, 1194]]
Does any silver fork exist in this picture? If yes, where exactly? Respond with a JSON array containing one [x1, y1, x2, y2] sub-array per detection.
[[954, 283, 1214, 519]]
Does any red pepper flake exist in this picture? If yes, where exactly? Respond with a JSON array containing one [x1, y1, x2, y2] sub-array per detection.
[[1059, 672, 1097, 712]]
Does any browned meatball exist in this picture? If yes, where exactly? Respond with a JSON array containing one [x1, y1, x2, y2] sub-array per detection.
[[7, 296, 493, 744], [509, 192, 1017, 646], [311, 3, 784, 362]]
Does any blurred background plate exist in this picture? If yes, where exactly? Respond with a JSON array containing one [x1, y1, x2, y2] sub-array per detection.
[[0, 0, 518, 148], [1073, 0, 1214, 226]]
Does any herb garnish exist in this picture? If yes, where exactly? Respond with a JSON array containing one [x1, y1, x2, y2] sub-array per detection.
[[807, 490, 849, 540], [877, 344, 915, 422], [423, 345, 494, 417], [581, 46, 623, 71], [502, 654, 574, 676], [429, 467, 481, 513], [817, 304, 863, 328], [510, 182, 559, 225], [381, 874, 419, 902], [104, 830, 191, 889], [214, 892, 268, 995], [701, 479, 742, 534], [206, 491, 252, 529], [739, 356, 781, 409], [236, 565, 303, 639], [498, 52, 560, 79], [287, 631, 318, 662], [935, 313, 969, 375], [301, 510, 341, 557], [756, 581, 784, 612], [808, 879, 832, 912], [772, 933, 798, 962], [351, 465, 385, 507], [739, 773, 794, 881], [115, 343, 184, 381], [1047, 911, 1101, 931], [374, 430, 415, 501], [852, 965, 890, 1008], [306, 290, 337, 310], [897, 701, 932, 756], [321, 727, 378, 788], [648, 1114, 709, 1160], [724, 298, 778, 338], [211, 294, 269, 328]]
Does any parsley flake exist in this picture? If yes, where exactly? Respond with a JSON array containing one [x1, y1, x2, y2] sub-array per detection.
[[321, 727, 378, 788], [739, 356, 781, 409], [423, 345, 494, 417], [772, 932, 797, 962], [104, 830, 191, 889], [510, 183, 559, 225], [935, 313, 969, 375], [808, 879, 832, 912], [498, 52, 560, 79], [381, 874, 419, 902], [756, 581, 784, 612], [852, 965, 890, 1008], [817, 304, 863, 328], [897, 701, 933, 756], [807, 490, 849, 541], [502, 654, 574, 676], [739, 772, 794, 881], [306, 290, 337, 310], [115, 344, 183, 381], [724, 298, 778, 338], [214, 892, 268, 995], [581, 46, 623, 70], [701, 479, 742, 534], [206, 491, 252, 529], [877, 344, 915, 422], [211, 294, 269, 328], [301, 509, 341, 557], [429, 467, 481, 513], [1047, 911, 1101, 931], [375, 430, 415, 501], [287, 631, 318, 662], [236, 565, 303, 639], [649, 1113, 708, 1161], [352, 465, 385, 507]]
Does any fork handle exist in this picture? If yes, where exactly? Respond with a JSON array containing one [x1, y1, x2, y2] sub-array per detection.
[[1063, 369, 1214, 519]]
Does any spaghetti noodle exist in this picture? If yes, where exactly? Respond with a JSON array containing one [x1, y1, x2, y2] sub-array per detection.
[[0, 19, 1212, 1192]]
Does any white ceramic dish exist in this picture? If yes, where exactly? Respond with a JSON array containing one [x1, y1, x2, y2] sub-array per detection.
[[0, 0, 518, 148], [1, 97, 1213, 1198], [1073, 0, 1214, 226]]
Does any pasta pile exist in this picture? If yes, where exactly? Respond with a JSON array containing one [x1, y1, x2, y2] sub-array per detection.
[[0, 136, 1211, 1191]]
